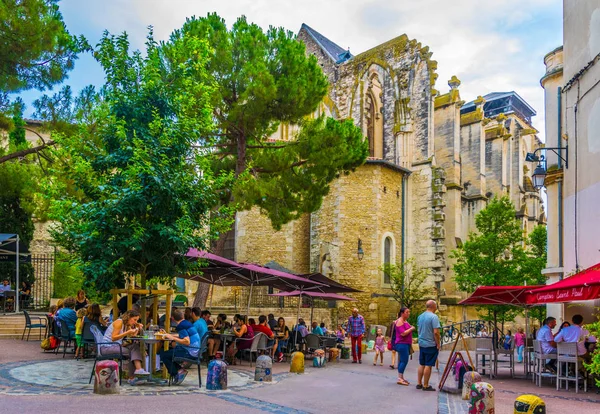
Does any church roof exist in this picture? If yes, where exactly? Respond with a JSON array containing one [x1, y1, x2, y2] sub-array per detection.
[[300, 23, 352, 63], [461, 91, 536, 124]]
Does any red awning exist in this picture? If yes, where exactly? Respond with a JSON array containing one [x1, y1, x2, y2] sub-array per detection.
[[526, 262, 600, 304], [459, 285, 544, 306]]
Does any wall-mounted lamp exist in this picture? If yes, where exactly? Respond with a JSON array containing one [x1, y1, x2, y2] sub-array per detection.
[[525, 146, 569, 190], [357, 238, 364, 261]]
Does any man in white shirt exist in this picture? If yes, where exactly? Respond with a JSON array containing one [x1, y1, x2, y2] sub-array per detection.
[[555, 314, 587, 356], [0, 279, 11, 298], [536, 317, 557, 372]]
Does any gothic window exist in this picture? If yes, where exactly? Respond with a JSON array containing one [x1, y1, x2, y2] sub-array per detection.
[[363, 69, 383, 159], [383, 236, 392, 284], [366, 91, 376, 157]]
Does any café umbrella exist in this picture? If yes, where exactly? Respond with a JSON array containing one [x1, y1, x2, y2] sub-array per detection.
[[269, 290, 356, 325]]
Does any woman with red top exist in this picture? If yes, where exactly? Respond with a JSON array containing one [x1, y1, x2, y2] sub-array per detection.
[[393, 307, 415, 386]]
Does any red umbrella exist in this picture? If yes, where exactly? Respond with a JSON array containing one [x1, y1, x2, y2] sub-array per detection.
[[526, 262, 600, 304], [459, 285, 544, 306]]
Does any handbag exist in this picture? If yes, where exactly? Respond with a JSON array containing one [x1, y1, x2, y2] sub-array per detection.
[[390, 319, 397, 348], [387, 339, 393, 351]]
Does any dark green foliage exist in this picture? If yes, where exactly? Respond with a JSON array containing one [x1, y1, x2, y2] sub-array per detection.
[[452, 197, 527, 327], [0, 0, 89, 129], [47, 30, 231, 292], [172, 14, 368, 230], [524, 225, 548, 325]]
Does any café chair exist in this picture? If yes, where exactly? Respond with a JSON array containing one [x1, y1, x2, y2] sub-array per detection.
[[21, 310, 47, 341], [88, 325, 125, 386], [169, 333, 209, 388], [533, 340, 557, 387], [557, 342, 587, 393], [475, 337, 496, 379]]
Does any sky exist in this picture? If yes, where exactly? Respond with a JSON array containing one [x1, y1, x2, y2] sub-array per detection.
[[19, 0, 563, 141]]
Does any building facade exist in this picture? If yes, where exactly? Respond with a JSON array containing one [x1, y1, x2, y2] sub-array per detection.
[[541, 0, 600, 323], [219, 24, 545, 325]]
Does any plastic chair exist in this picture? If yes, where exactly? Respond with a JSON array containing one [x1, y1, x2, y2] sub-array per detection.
[[168, 334, 209, 387], [533, 340, 557, 387], [557, 342, 586, 393], [88, 325, 125, 385], [496, 335, 515, 377], [236, 333, 266, 367], [304, 334, 321, 353], [475, 337, 496, 378], [58, 322, 75, 358], [82, 320, 99, 358], [22, 310, 47, 341]]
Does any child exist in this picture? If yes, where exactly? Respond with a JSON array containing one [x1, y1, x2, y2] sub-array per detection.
[[373, 328, 387, 366], [514, 327, 525, 363], [503, 329, 513, 350], [74, 308, 86, 359]]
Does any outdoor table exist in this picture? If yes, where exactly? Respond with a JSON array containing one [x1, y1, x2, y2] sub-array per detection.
[[127, 336, 168, 385]]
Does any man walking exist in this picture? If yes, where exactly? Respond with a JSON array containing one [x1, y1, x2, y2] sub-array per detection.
[[416, 300, 441, 391], [348, 308, 365, 364]]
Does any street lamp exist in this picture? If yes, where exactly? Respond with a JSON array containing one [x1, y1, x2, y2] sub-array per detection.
[[525, 146, 568, 190], [357, 238, 364, 261]]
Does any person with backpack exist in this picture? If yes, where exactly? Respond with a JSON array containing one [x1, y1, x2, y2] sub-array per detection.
[[392, 307, 415, 386]]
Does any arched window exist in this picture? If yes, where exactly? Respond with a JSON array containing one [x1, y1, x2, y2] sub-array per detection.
[[366, 91, 376, 157], [383, 236, 392, 284]]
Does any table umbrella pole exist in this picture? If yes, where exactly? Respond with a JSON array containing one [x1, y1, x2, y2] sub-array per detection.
[[246, 283, 253, 318], [296, 291, 302, 325], [525, 307, 530, 377]]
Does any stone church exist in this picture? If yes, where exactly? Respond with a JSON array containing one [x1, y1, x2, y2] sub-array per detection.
[[210, 23, 546, 326]]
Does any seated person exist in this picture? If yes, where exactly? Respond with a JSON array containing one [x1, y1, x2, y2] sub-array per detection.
[[267, 314, 277, 331], [274, 317, 290, 362], [311, 321, 324, 335], [159, 309, 200, 385], [335, 324, 346, 344], [117, 294, 140, 316], [85, 303, 108, 330], [57, 297, 78, 338], [228, 315, 254, 362], [294, 319, 309, 337], [320, 322, 328, 335], [19, 281, 31, 305], [536, 316, 557, 372], [207, 313, 227, 358], [555, 314, 587, 356], [191, 308, 209, 342], [0, 279, 11, 297], [158, 307, 178, 328], [252, 315, 277, 357]]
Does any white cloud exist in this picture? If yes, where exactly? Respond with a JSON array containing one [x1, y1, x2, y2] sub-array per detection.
[[56, 0, 563, 140]]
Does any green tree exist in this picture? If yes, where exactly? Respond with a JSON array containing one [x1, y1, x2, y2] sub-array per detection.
[[452, 197, 528, 330], [385, 258, 434, 326], [0, 0, 88, 152], [46, 30, 231, 293], [171, 14, 368, 306], [523, 225, 548, 325]]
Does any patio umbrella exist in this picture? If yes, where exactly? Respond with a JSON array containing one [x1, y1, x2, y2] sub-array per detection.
[[183, 250, 327, 315], [270, 290, 356, 325], [459, 285, 544, 377], [526, 262, 600, 304], [264, 261, 361, 294]]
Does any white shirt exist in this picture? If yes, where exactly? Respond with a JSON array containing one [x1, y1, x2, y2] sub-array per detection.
[[555, 325, 587, 355], [536, 325, 556, 354], [0, 284, 11, 294]]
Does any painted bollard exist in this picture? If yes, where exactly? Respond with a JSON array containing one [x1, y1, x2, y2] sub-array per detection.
[[206, 359, 228, 390], [469, 382, 494, 414], [254, 355, 272, 382], [341, 347, 350, 360], [312, 349, 326, 368], [328, 348, 340, 363], [514, 395, 545, 414], [462, 371, 482, 400], [94, 360, 120, 394], [290, 351, 305, 373]]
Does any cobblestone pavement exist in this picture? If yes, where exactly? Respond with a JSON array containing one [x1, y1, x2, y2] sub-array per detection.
[[0, 339, 439, 413]]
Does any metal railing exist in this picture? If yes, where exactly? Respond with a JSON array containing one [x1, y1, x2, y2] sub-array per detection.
[[441, 319, 490, 345]]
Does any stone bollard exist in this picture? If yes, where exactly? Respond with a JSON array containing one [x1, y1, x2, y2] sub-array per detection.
[[206, 358, 228, 390], [312, 349, 326, 368], [290, 351, 305, 374], [462, 371, 482, 400], [469, 382, 494, 414], [93, 360, 120, 394], [254, 355, 272, 382], [514, 395, 546, 414], [341, 346, 350, 360]]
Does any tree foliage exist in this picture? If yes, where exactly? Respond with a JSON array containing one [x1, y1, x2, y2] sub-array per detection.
[[0, 0, 89, 129], [171, 14, 368, 230], [46, 30, 231, 292], [452, 197, 528, 327], [385, 258, 434, 325], [524, 225, 548, 325]]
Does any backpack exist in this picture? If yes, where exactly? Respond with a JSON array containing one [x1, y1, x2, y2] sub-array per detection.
[[49, 336, 60, 349], [40, 338, 51, 350]]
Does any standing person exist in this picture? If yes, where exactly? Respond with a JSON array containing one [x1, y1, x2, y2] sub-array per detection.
[[75, 290, 89, 311], [416, 300, 441, 391], [514, 327, 526, 363], [373, 328, 386, 366], [74, 308, 87, 359], [347, 308, 365, 364], [394, 307, 415, 385]]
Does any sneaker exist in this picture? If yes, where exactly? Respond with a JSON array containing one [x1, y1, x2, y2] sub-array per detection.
[[128, 377, 142, 386], [545, 364, 557, 375], [277, 353, 284, 363], [133, 369, 150, 375], [175, 369, 188, 385]]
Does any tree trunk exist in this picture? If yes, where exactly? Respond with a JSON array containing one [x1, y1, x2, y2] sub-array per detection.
[[191, 231, 228, 309]]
